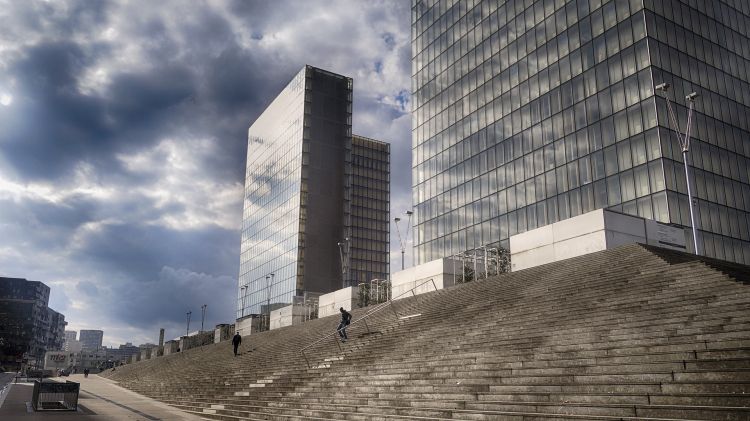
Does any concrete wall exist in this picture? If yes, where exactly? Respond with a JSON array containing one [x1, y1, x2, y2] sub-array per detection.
[[270, 304, 309, 330], [179, 331, 214, 352], [162, 340, 179, 356], [390, 258, 460, 301], [140, 348, 152, 361], [214, 324, 234, 344], [318, 287, 358, 318], [235, 316, 262, 336], [510, 209, 687, 271]]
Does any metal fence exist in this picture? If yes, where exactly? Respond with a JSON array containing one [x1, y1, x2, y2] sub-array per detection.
[[449, 245, 511, 284], [357, 278, 391, 308], [31, 380, 79, 411]]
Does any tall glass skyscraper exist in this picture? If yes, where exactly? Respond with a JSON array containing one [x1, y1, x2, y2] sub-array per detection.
[[238, 66, 391, 319], [350, 135, 390, 285], [411, 0, 750, 265]]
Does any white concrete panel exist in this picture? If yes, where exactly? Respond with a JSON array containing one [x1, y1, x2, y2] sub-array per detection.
[[645, 220, 687, 250], [604, 211, 646, 237], [391, 279, 416, 301], [318, 287, 358, 318], [236, 317, 264, 336], [270, 304, 309, 330], [605, 231, 646, 249], [510, 224, 555, 253], [511, 244, 556, 271], [553, 231, 607, 261], [552, 209, 605, 242]]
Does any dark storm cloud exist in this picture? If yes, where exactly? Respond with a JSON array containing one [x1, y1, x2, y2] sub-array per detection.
[[72, 223, 239, 282], [2, 41, 197, 182], [111, 266, 235, 331]]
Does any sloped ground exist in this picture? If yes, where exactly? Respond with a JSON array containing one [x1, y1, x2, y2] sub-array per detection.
[[101, 244, 750, 420]]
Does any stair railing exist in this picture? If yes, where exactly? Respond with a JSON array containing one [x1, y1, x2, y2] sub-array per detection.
[[300, 277, 438, 368]]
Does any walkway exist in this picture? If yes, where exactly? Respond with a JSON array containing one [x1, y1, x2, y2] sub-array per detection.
[[0, 373, 205, 420]]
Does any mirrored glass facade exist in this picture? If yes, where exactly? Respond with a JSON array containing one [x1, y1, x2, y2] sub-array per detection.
[[238, 67, 392, 318], [646, 0, 750, 263], [411, 0, 750, 265], [349, 136, 390, 285]]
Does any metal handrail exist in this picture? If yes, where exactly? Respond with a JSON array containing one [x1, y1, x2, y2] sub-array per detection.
[[300, 277, 438, 368]]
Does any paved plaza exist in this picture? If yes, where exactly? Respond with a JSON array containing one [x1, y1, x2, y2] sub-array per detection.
[[0, 373, 203, 420]]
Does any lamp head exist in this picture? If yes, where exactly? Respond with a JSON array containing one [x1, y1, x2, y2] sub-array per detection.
[[405, 210, 413, 216], [394, 217, 401, 222], [655, 82, 670, 92], [685, 92, 699, 101]]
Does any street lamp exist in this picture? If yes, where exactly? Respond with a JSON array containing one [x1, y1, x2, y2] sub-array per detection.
[[394, 211, 413, 270], [239, 285, 247, 318], [655, 82, 701, 255], [265, 273, 274, 330], [185, 311, 191, 336], [200, 304, 207, 332], [337, 238, 349, 288]]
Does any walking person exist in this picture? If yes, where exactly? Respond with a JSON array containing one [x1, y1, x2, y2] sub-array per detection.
[[83, 368, 89, 378], [232, 331, 242, 356], [338, 307, 352, 342]]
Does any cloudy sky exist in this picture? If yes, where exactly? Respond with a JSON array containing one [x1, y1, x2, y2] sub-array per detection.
[[0, 0, 413, 347]]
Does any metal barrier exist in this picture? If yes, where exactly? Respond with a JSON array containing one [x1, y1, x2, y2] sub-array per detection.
[[301, 277, 438, 368], [31, 380, 80, 411]]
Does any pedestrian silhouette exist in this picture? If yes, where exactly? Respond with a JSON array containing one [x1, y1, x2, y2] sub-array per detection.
[[338, 307, 352, 342], [232, 332, 242, 356]]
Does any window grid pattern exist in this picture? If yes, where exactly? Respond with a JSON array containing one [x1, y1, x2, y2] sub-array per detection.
[[238, 68, 306, 318], [349, 136, 391, 286], [412, 0, 750, 266], [645, 0, 750, 263], [412, 0, 665, 264]]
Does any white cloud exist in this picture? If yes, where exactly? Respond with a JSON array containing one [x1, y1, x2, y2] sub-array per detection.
[[116, 137, 243, 231]]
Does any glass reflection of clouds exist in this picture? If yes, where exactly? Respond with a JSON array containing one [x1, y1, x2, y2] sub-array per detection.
[[238, 68, 306, 318]]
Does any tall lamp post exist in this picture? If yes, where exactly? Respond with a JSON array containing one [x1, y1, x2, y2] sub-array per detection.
[[655, 83, 700, 255], [337, 238, 349, 288], [239, 285, 247, 318], [265, 273, 274, 330], [200, 304, 207, 332], [185, 311, 191, 336], [394, 210, 413, 270]]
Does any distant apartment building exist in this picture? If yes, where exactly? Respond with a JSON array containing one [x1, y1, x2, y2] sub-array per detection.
[[79, 329, 103, 351], [0, 277, 67, 368], [46, 308, 66, 351], [64, 330, 77, 343], [237, 65, 391, 319], [410, 0, 750, 264]]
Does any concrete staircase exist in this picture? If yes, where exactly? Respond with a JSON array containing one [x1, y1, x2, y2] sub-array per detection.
[[101, 244, 750, 420]]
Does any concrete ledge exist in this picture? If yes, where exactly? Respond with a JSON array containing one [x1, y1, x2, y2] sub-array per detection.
[[510, 209, 688, 271]]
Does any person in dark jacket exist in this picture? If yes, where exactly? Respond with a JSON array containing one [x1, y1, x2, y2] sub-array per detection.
[[338, 307, 352, 342], [232, 332, 242, 356]]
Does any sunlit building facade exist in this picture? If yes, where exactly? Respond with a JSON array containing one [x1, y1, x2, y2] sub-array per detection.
[[411, 0, 750, 265], [238, 66, 391, 319]]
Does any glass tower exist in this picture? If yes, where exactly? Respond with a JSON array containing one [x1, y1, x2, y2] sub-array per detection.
[[238, 66, 391, 319], [411, 0, 750, 265], [349, 135, 390, 286]]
